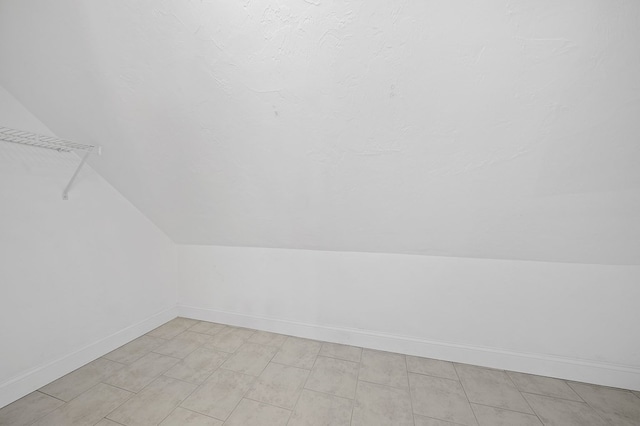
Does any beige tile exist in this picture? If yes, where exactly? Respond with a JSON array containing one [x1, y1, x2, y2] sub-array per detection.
[[359, 349, 409, 389], [202, 327, 255, 353], [148, 318, 198, 340], [455, 364, 533, 414], [507, 372, 582, 401], [153, 335, 203, 359], [94, 419, 122, 426], [108, 376, 197, 426], [288, 389, 353, 426], [164, 347, 228, 384], [414, 415, 462, 425], [249, 330, 288, 348], [568, 382, 640, 426], [160, 407, 223, 425], [352, 380, 413, 426], [319, 342, 362, 363], [180, 368, 255, 420], [39, 358, 124, 402], [0, 391, 64, 426], [409, 372, 477, 426], [305, 356, 358, 399], [220, 342, 278, 376], [32, 383, 132, 426], [272, 337, 321, 369], [104, 335, 166, 364], [246, 362, 310, 409], [407, 356, 458, 381], [104, 352, 179, 392], [174, 331, 217, 345], [188, 321, 227, 335], [523, 393, 607, 426], [472, 403, 542, 426], [224, 398, 291, 426]]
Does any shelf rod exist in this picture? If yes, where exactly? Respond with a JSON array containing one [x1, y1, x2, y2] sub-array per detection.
[[62, 149, 92, 200]]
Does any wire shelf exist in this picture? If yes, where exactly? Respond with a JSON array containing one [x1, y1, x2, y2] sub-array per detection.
[[0, 125, 99, 199], [0, 126, 95, 152]]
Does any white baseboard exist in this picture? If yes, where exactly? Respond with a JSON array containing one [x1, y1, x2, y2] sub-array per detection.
[[0, 306, 178, 408], [178, 305, 640, 391]]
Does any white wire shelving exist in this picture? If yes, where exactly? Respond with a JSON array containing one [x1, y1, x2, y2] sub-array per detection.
[[0, 126, 100, 200]]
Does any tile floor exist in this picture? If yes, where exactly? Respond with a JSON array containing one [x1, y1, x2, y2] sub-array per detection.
[[1, 317, 639, 426]]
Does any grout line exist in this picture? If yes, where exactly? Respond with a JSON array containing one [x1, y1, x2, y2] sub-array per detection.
[[242, 395, 294, 412], [503, 368, 541, 421], [286, 338, 320, 424], [452, 363, 480, 426], [403, 355, 417, 426], [356, 378, 409, 392], [406, 369, 461, 382], [351, 349, 363, 426], [34, 390, 67, 404]]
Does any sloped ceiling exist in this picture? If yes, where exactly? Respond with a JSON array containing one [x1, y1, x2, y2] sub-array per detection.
[[1, 0, 639, 264]]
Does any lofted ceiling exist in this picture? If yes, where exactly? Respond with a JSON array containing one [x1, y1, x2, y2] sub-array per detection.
[[1, 0, 639, 264]]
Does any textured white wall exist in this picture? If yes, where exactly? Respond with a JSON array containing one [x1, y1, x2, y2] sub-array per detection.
[[178, 244, 640, 390], [0, 86, 177, 406], [1, 0, 639, 264]]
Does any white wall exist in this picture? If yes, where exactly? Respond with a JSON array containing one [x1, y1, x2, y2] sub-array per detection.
[[178, 245, 640, 390], [1, 1, 639, 264], [0, 86, 178, 407]]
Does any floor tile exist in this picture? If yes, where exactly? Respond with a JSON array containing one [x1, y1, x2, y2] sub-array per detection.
[[39, 358, 125, 402], [288, 389, 353, 426], [319, 342, 362, 363], [305, 356, 359, 399], [153, 335, 203, 359], [221, 342, 278, 376], [224, 398, 291, 426], [455, 364, 533, 414], [249, 330, 288, 347], [173, 331, 217, 345], [160, 407, 222, 425], [104, 335, 166, 364], [472, 403, 542, 426], [407, 355, 458, 381], [507, 372, 582, 401], [148, 318, 198, 339], [104, 352, 179, 392], [0, 391, 64, 426], [180, 368, 255, 420], [94, 419, 122, 426], [107, 376, 197, 426], [359, 349, 409, 389], [164, 347, 228, 384], [523, 393, 607, 426], [272, 337, 321, 369], [568, 382, 640, 426], [202, 326, 254, 353], [351, 380, 414, 426], [414, 415, 462, 425], [32, 383, 132, 426], [188, 321, 226, 335], [409, 372, 477, 425], [246, 362, 310, 410]]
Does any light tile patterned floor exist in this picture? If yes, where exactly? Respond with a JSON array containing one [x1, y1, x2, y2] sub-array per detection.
[[2, 317, 639, 426]]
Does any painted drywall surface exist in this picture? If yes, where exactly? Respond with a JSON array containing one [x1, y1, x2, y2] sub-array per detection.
[[1, 1, 639, 264], [178, 244, 640, 371], [0, 87, 177, 394]]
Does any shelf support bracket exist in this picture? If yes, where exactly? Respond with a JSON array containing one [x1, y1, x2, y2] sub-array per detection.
[[62, 149, 93, 200]]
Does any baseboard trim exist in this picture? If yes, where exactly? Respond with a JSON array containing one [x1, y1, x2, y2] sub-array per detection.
[[0, 306, 178, 408], [178, 305, 640, 391]]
